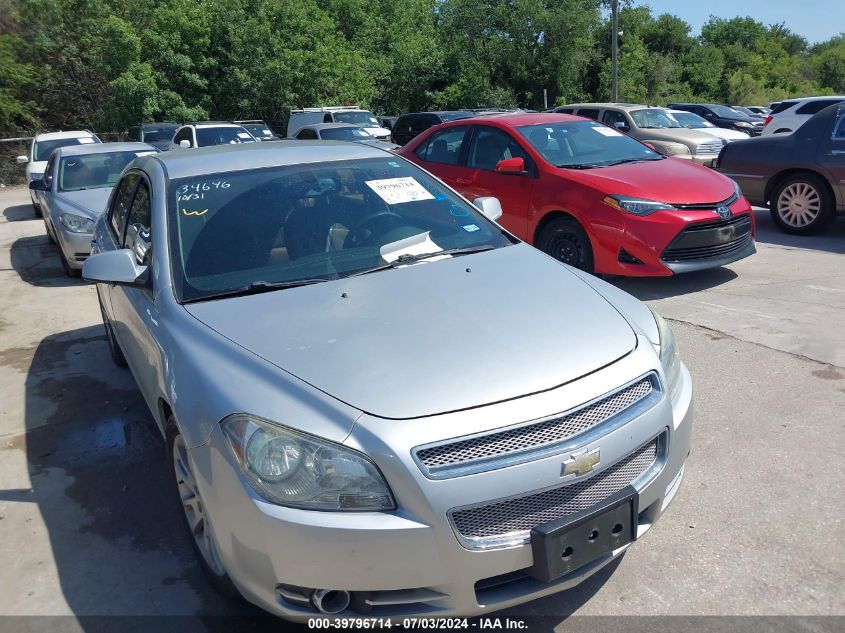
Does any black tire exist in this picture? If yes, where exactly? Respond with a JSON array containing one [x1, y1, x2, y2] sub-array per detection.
[[166, 421, 240, 600], [98, 293, 127, 367], [33, 202, 42, 218], [770, 173, 834, 235], [536, 216, 595, 273]]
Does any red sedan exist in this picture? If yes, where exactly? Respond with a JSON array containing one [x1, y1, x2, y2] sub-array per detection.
[[398, 113, 755, 276]]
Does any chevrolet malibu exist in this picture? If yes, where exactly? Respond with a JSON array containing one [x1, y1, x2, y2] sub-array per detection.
[[29, 142, 158, 276], [82, 141, 693, 620], [399, 113, 755, 276]]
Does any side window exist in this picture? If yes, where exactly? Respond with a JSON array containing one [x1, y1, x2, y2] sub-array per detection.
[[576, 109, 599, 120], [323, 114, 333, 123], [174, 128, 192, 147], [468, 127, 529, 171], [555, 108, 574, 114], [297, 129, 318, 140], [43, 154, 57, 187], [601, 110, 628, 129], [414, 116, 432, 132], [109, 174, 140, 239], [128, 127, 140, 142], [831, 105, 845, 141], [797, 99, 842, 115], [415, 126, 468, 165], [124, 181, 152, 265]]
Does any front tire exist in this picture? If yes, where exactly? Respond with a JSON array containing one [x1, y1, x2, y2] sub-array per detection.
[[59, 247, 81, 277], [98, 294, 127, 367], [536, 216, 595, 273], [770, 173, 834, 235], [33, 202, 42, 218], [167, 422, 240, 600]]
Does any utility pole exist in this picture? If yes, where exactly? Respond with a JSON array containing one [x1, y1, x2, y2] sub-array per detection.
[[611, 0, 619, 102]]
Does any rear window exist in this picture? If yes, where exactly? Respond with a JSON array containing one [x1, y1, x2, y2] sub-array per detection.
[[576, 109, 599, 120], [771, 101, 798, 115], [796, 99, 845, 115], [34, 137, 96, 162]]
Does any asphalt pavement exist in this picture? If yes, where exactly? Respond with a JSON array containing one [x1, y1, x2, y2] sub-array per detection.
[[0, 186, 842, 630]]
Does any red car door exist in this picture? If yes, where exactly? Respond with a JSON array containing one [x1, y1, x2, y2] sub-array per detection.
[[410, 125, 472, 190], [456, 125, 533, 239]]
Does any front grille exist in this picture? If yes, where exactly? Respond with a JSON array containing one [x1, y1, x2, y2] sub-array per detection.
[[673, 193, 738, 210], [449, 436, 661, 549], [694, 140, 723, 155], [414, 377, 656, 478], [662, 215, 753, 263]]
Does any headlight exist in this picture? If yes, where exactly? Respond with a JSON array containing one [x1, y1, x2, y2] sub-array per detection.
[[221, 415, 395, 511], [652, 142, 690, 157], [734, 121, 752, 128], [603, 195, 676, 216], [59, 213, 94, 233], [730, 178, 742, 199], [651, 310, 682, 403]]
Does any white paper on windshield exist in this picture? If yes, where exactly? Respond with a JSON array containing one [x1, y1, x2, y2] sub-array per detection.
[[592, 126, 622, 137], [237, 132, 251, 139], [366, 177, 434, 205], [135, 151, 156, 157], [379, 231, 446, 263], [78, 138, 95, 144]]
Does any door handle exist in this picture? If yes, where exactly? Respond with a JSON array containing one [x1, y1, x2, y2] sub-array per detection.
[[456, 177, 473, 185]]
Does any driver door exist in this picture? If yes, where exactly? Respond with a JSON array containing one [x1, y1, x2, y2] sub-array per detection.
[[108, 177, 161, 412], [820, 104, 845, 204]]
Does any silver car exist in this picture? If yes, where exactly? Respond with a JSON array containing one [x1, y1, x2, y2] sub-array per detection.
[[82, 141, 693, 621], [29, 142, 157, 276]]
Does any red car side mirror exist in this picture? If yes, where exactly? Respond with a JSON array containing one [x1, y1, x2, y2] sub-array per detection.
[[495, 157, 527, 175]]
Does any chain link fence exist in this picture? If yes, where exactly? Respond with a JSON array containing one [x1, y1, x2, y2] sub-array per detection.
[[0, 138, 31, 187]]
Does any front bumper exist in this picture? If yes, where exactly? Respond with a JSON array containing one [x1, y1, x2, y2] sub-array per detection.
[[188, 346, 693, 621], [54, 226, 93, 270]]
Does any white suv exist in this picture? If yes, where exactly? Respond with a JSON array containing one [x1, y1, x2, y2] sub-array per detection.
[[286, 106, 391, 141], [169, 122, 257, 150], [17, 130, 101, 215], [762, 96, 845, 135]]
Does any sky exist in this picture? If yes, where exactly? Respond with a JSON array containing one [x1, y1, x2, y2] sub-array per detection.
[[643, 0, 841, 44]]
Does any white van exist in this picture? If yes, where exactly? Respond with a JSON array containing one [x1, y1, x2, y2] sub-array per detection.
[[286, 106, 390, 141]]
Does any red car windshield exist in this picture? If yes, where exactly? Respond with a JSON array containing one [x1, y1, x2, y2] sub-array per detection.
[[517, 121, 663, 169]]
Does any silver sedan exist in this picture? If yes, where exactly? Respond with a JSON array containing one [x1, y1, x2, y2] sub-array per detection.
[[82, 141, 693, 620], [29, 142, 157, 276]]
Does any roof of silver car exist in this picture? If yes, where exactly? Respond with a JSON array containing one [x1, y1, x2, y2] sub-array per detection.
[[150, 139, 390, 179], [58, 142, 157, 157]]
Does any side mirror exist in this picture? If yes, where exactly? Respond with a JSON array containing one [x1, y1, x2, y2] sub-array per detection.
[[16, 155, 28, 165], [179, 139, 191, 149], [614, 121, 630, 132], [643, 142, 657, 151], [82, 249, 150, 288], [473, 196, 503, 222], [495, 157, 527, 175], [29, 179, 48, 191]]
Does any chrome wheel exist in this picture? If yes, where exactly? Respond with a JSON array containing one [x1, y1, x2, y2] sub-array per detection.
[[777, 182, 821, 228], [172, 434, 225, 576]]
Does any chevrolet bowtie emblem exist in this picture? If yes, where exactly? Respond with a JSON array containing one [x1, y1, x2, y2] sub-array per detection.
[[561, 448, 600, 477]]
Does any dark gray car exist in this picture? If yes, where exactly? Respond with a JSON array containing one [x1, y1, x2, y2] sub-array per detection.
[[717, 102, 845, 234]]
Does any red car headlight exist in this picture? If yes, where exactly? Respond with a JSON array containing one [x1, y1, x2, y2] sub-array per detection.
[[602, 195, 676, 216]]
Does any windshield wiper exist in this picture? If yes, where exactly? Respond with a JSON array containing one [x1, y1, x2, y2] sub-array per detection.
[[557, 163, 602, 169], [603, 156, 665, 166], [349, 244, 496, 277], [185, 277, 331, 303]]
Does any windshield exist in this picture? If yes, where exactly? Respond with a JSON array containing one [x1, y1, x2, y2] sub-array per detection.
[[670, 111, 714, 128], [321, 127, 373, 141], [710, 105, 746, 118], [333, 111, 380, 126], [517, 121, 662, 169], [168, 156, 511, 302], [58, 151, 153, 191], [630, 109, 682, 129], [196, 127, 256, 146], [243, 124, 275, 138], [141, 125, 178, 142], [34, 137, 96, 162]]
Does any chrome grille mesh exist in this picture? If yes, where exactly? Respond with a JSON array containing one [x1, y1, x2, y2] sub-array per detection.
[[450, 438, 659, 544], [416, 378, 653, 474], [695, 140, 724, 155]]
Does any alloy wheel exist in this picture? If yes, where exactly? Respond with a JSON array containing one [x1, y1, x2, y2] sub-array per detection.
[[172, 434, 226, 576], [777, 182, 821, 228]]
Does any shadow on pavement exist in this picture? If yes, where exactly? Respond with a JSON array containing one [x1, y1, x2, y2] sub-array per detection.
[[9, 234, 84, 287], [610, 267, 738, 301], [3, 203, 36, 222], [752, 208, 845, 254]]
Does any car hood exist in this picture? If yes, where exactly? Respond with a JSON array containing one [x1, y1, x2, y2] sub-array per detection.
[[358, 139, 400, 150], [54, 188, 112, 219], [569, 157, 736, 205], [634, 127, 718, 145], [362, 125, 391, 138], [184, 244, 638, 420], [695, 127, 748, 141]]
